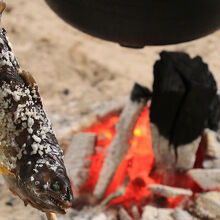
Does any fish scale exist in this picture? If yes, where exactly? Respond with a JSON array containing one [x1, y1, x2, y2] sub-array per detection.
[[0, 28, 74, 214], [0, 29, 61, 173]]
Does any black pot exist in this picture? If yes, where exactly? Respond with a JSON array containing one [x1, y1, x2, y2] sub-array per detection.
[[45, 0, 220, 47]]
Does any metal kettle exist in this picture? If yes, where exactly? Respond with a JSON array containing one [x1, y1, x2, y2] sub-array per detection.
[[45, 0, 220, 47]]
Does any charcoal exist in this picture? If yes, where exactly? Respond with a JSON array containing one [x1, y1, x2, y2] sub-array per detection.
[[148, 184, 192, 198], [206, 93, 220, 131], [150, 52, 186, 140], [119, 208, 132, 220], [150, 51, 217, 147], [131, 206, 140, 220], [202, 129, 220, 169], [150, 123, 176, 169], [64, 133, 96, 190], [173, 208, 193, 220], [130, 83, 152, 102], [141, 206, 173, 220]]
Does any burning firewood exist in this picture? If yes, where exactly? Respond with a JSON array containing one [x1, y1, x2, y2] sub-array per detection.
[[94, 84, 151, 200], [150, 51, 217, 171]]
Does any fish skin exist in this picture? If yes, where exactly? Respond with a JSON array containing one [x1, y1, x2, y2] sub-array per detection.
[[0, 28, 74, 214]]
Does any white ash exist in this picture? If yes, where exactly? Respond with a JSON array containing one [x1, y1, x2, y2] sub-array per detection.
[[187, 169, 220, 189], [148, 184, 193, 198], [173, 208, 193, 220], [193, 192, 220, 219], [141, 206, 173, 220]]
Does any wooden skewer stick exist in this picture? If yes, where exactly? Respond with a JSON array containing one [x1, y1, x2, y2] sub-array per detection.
[[0, 0, 6, 25], [0, 0, 6, 14], [46, 212, 58, 220]]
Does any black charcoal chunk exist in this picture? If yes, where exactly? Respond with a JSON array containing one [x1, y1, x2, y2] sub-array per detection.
[[150, 51, 217, 146], [150, 52, 186, 140], [130, 83, 152, 102], [206, 94, 220, 131]]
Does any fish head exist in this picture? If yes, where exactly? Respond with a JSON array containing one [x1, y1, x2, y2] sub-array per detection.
[[15, 154, 74, 214]]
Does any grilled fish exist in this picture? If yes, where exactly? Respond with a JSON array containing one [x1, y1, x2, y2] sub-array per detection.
[[0, 28, 73, 214]]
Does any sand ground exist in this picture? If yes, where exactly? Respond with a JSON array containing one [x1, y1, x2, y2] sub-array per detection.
[[0, 0, 219, 219]]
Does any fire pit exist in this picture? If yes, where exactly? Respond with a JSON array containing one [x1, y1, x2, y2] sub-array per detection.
[[62, 51, 220, 220]]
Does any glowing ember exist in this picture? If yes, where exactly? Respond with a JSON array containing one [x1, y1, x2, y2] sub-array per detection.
[[80, 107, 202, 208]]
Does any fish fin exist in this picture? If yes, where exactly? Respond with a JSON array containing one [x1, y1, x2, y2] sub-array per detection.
[[23, 200, 28, 207], [18, 69, 38, 91], [0, 163, 14, 176]]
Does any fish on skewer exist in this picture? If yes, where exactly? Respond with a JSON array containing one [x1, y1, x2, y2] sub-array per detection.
[[0, 21, 73, 217]]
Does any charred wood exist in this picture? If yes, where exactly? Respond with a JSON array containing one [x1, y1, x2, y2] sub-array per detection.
[[193, 192, 220, 220], [150, 51, 217, 170], [173, 208, 193, 220], [141, 206, 173, 220], [206, 93, 220, 131], [94, 84, 150, 200], [131, 205, 140, 220], [187, 169, 220, 189], [150, 123, 176, 169], [119, 207, 132, 220], [148, 184, 192, 198], [151, 51, 216, 146], [202, 129, 220, 169], [130, 83, 152, 102]]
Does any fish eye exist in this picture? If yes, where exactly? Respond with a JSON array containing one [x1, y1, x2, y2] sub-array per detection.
[[51, 181, 62, 192]]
